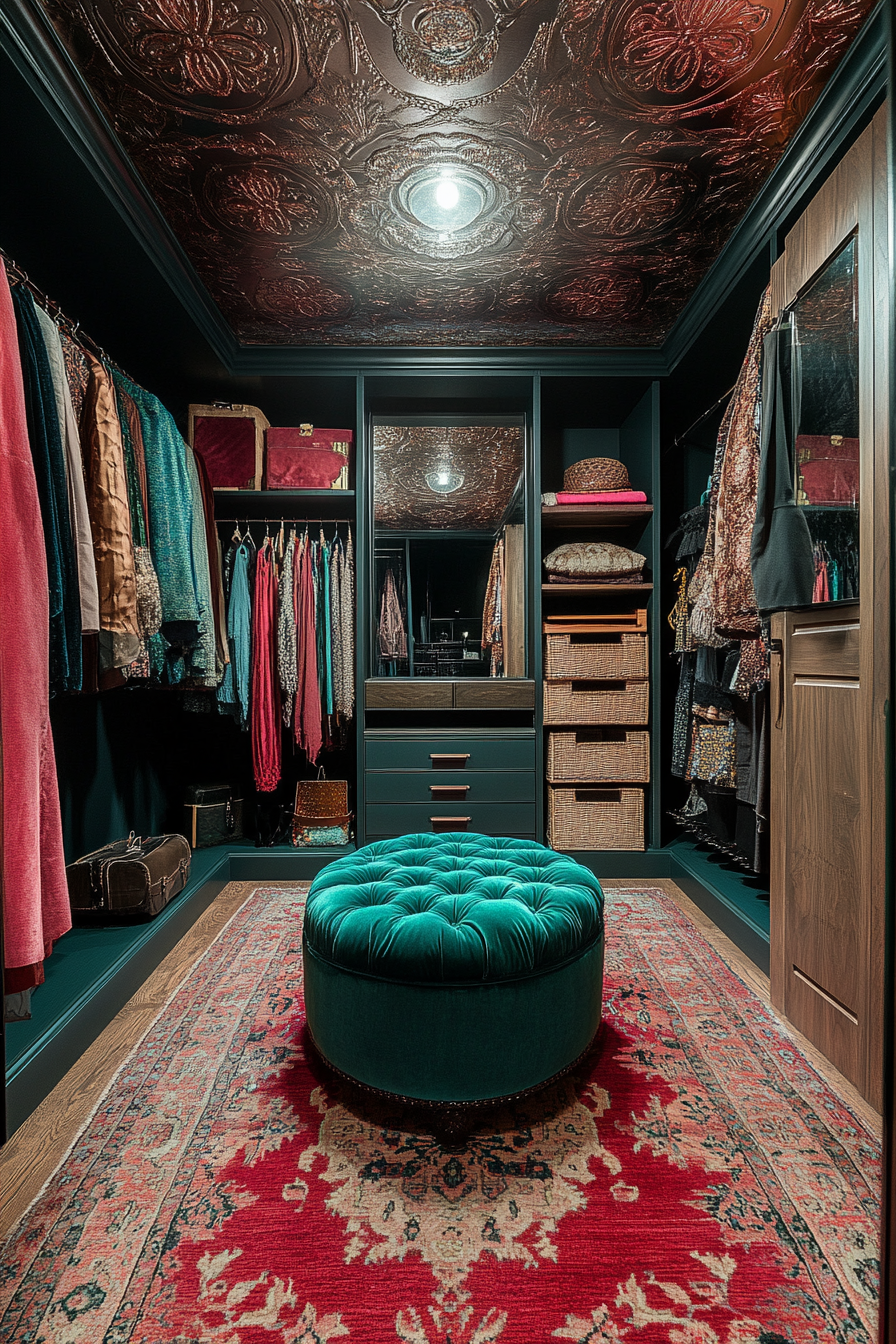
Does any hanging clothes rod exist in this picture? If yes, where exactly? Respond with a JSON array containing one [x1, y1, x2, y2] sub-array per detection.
[[0, 244, 135, 380], [666, 381, 738, 455], [216, 517, 353, 526]]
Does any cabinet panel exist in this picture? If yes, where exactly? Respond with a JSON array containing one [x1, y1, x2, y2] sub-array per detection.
[[789, 617, 860, 677], [366, 771, 536, 803], [365, 734, 536, 771], [454, 680, 535, 709], [365, 681, 453, 709], [786, 677, 862, 1017]]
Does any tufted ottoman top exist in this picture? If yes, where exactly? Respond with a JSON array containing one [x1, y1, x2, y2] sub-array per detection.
[[303, 833, 604, 985]]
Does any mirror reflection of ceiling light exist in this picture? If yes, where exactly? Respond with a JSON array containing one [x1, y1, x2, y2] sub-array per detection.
[[425, 463, 465, 493]]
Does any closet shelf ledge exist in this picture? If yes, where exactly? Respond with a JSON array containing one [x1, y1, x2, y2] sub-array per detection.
[[541, 504, 653, 527]]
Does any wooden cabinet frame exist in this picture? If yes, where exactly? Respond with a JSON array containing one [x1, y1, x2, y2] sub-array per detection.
[[769, 108, 890, 1110]]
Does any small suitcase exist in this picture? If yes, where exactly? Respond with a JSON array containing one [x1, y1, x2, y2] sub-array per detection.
[[67, 832, 191, 922], [184, 783, 244, 849]]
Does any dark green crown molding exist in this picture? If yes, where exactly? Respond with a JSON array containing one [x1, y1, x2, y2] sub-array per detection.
[[2, 0, 887, 382], [1, 0, 242, 369], [226, 347, 670, 377]]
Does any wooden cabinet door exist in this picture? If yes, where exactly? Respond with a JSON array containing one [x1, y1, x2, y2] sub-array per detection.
[[771, 607, 866, 1094], [768, 108, 889, 1112]]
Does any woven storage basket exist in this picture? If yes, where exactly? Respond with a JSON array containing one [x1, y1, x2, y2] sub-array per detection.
[[548, 784, 645, 851], [563, 457, 631, 492], [546, 729, 650, 783], [543, 678, 648, 725], [545, 631, 648, 680]]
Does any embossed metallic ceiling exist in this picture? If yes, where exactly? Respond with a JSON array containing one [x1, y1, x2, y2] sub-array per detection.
[[43, 0, 873, 346]]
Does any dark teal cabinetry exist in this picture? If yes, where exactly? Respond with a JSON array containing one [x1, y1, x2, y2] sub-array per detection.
[[364, 729, 537, 839]]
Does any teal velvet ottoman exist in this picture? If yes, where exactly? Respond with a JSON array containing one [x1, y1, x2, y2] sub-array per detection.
[[302, 833, 605, 1109]]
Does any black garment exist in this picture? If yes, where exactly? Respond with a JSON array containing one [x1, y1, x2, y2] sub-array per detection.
[[671, 651, 696, 778], [674, 504, 709, 564], [750, 324, 815, 611], [12, 286, 82, 693]]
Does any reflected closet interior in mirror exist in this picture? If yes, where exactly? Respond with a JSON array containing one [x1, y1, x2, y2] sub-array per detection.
[[790, 233, 860, 602], [372, 416, 526, 678]]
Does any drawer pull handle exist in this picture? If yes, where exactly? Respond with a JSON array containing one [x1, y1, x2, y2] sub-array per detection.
[[430, 753, 471, 768], [430, 816, 471, 832], [430, 784, 471, 798]]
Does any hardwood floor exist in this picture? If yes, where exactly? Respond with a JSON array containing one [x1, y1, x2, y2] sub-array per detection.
[[1, 877, 881, 1241], [0, 880, 304, 1239]]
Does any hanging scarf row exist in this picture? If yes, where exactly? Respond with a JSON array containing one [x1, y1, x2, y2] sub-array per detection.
[[217, 522, 355, 789], [666, 287, 774, 876], [6, 265, 225, 695], [3, 256, 358, 768]]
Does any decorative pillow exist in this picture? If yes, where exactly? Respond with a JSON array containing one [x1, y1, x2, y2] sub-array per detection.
[[543, 541, 646, 578]]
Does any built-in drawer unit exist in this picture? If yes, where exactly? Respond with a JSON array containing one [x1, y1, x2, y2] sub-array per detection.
[[366, 771, 536, 803], [366, 802, 537, 837], [364, 729, 537, 839], [366, 733, 536, 772]]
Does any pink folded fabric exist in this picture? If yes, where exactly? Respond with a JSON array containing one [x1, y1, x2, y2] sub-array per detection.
[[555, 490, 648, 504]]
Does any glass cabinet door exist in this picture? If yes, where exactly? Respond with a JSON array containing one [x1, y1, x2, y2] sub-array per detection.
[[371, 416, 527, 678], [789, 234, 859, 602]]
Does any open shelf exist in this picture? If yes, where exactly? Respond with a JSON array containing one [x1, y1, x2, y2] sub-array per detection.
[[213, 489, 355, 519], [541, 583, 654, 594], [542, 504, 653, 527]]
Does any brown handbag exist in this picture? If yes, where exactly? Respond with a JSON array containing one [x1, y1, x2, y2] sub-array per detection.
[[66, 832, 192, 922], [292, 774, 351, 847]]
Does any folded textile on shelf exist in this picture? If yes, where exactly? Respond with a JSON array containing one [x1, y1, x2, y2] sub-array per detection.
[[544, 540, 646, 580], [554, 490, 648, 504], [547, 571, 644, 584]]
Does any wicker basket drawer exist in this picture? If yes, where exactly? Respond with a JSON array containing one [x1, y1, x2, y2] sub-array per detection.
[[543, 679, 648, 726], [546, 729, 649, 783], [547, 784, 645, 851], [544, 632, 648, 680]]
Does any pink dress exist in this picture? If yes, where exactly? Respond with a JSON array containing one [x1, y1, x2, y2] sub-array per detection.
[[0, 260, 71, 991], [251, 538, 282, 792]]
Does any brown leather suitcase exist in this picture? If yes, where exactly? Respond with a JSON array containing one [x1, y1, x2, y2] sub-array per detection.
[[66, 832, 191, 923]]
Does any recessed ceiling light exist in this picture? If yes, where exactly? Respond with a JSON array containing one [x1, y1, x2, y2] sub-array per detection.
[[401, 164, 491, 233], [435, 179, 460, 210]]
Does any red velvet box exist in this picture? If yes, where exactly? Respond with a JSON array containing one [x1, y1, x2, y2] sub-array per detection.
[[265, 426, 353, 489], [188, 403, 269, 490], [795, 434, 859, 506]]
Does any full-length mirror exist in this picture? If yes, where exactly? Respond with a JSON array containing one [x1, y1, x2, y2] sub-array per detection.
[[371, 416, 527, 678]]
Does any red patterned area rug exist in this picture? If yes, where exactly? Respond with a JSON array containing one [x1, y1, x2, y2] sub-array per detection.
[[1, 886, 880, 1344]]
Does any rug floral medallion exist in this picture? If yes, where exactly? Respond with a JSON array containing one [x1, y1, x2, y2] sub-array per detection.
[[0, 887, 880, 1343]]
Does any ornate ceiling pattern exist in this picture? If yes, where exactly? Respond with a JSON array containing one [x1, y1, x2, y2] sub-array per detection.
[[43, 0, 874, 345]]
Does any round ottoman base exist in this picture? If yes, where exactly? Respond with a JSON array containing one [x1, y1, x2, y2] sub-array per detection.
[[303, 934, 604, 1104], [306, 1025, 601, 1142]]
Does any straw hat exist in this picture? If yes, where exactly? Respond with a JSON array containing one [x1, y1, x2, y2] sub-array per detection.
[[563, 457, 631, 492]]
